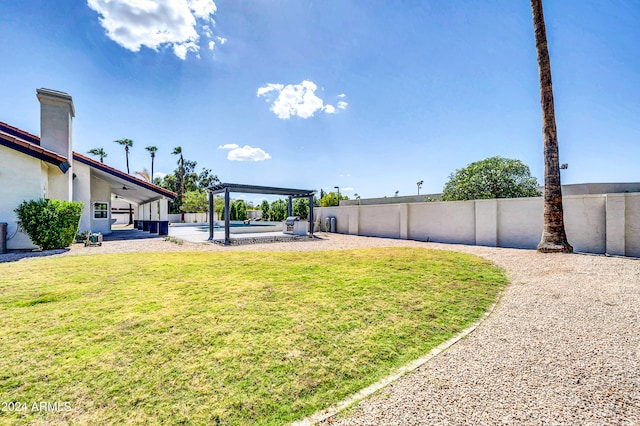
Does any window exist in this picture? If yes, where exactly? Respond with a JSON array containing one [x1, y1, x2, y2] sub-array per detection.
[[94, 202, 108, 219]]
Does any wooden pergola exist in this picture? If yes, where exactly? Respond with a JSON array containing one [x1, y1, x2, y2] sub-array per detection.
[[208, 183, 316, 245]]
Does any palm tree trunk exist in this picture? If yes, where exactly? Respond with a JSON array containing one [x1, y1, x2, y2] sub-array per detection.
[[180, 156, 185, 222], [126, 147, 133, 225], [531, 0, 572, 253]]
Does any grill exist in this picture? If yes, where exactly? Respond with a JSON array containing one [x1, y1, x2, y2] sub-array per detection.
[[284, 216, 300, 234]]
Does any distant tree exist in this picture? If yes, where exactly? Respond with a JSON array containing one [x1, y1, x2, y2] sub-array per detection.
[[158, 157, 219, 215], [87, 148, 107, 163], [234, 200, 248, 221], [441, 156, 541, 201], [270, 199, 287, 221], [260, 200, 270, 220], [320, 192, 348, 207], [292, 198, 309, 219], [145, 146, 158, 181], [114, 138, 133, 173], [172, 146, 185, 222], [230, 202, 238, 221], [197, 168, 219, 189], [182, 190, 208, 213], [531, 0, 573, 253], [214, 196, 225, 220]]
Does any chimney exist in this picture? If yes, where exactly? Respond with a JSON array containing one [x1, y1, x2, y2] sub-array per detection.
[[37, 88, 75, 200]]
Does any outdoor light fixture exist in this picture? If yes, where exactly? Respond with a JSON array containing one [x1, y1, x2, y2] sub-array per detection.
[[560, 163, 568, 169], [58, 161, 70, 173], [417, 180, 424, 195]]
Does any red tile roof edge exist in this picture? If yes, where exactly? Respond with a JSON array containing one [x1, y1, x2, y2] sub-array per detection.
[[0, 121, 40, 145], [0, 129, 67, 165]]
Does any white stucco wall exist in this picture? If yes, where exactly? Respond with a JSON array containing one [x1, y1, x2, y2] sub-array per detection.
[[0, 146, 44, 249], [563, 195, 606, 254], [46, 164, 71, 202], [408, 201, 476, 244], [73, 162, 92, 233], [89, 176, 112, 235], [313, 192, 640, 258], [625, 194, 640, 257], [356, 205, 401, 239], [496, 197, 542, 249]]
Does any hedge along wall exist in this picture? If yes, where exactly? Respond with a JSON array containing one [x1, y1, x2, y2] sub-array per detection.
[[315, 193, 640, 258]]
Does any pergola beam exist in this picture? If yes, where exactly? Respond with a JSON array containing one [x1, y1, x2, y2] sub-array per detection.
[[208, 183, 316, 245]]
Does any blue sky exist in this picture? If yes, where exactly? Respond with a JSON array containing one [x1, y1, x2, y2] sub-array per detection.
[[1, 1, 638, 201]]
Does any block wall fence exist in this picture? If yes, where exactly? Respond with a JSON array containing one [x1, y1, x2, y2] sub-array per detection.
[[315, 193, 640, 258]]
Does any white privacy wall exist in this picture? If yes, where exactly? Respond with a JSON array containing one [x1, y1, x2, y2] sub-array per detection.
[[315, 193, 640, 257]]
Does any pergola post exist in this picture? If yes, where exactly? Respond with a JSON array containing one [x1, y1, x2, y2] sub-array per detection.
[[208, 190, 214, 241], [207, 183, 316, 245], [224, 188, 231, 245], [308, 194, 314, 235]]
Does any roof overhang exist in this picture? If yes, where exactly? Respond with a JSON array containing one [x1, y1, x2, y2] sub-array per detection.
[[73, 153, 176, 204]]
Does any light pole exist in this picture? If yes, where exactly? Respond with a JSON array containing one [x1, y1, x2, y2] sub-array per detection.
[[417, 180, 424, 195], [334, 186, 340, 206]]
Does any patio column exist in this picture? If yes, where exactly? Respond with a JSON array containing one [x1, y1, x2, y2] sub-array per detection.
[[149, 201, 159, 233], [287, 196, 293, 217], [142, 203, 151, 231], [135, 204, 143, 229], [159, 199, 169, 236], [159, 199, 168, 221]]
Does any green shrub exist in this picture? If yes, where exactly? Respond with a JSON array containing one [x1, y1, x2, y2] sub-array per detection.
[[15, 199, 84, 250]]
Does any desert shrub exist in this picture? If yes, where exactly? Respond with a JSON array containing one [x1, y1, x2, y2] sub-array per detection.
[[15, 199, 84, 250]]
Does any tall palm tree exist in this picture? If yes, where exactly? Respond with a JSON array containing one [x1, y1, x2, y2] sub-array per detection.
[[87, 148, 107, 163], [145, 145, 158, 183], [172, 146, 185, 222], [115, 138, 134, 225], [530, 0, 572, 253], [114, 138, 134, 173]]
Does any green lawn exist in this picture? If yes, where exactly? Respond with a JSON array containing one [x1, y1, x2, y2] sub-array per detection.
[[0, 248, 507, 425]]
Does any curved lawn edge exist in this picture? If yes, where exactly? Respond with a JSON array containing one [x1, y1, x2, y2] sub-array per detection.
[[0, 247, 506, 425], [293, 293, 505, 426]]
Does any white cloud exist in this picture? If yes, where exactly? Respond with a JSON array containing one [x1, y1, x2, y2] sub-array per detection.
[[342, 187, 354, 191], [188, 0, 216, 18], [256, 80, 345, 119], [208, 41, 215, 50], [218, 143, 239, 149], [87, 0, 220, 60], [219, 144, 271, 161], [338, 93, 346, 98], [217, 36, 227, 45], [337, 101, 348, 110], [256, 84, 282, 97]]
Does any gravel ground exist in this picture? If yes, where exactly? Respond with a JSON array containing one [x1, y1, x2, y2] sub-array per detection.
[[2, 232, 639, 424]]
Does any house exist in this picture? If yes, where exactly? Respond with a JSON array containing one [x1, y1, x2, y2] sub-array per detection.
[[0, 88, 176, 250]]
